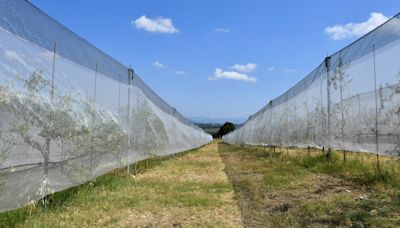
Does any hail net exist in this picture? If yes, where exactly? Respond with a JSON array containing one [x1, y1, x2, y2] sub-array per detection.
[[0, 0, 212, 212], [224, 13, 400, 157]]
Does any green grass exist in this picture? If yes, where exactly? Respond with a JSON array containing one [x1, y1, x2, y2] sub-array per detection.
[[218, 142, 400, 227], [2, 141, 400, 227]]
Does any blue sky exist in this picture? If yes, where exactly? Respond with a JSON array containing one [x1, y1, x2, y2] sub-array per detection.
[[30, 0, 399, 121]]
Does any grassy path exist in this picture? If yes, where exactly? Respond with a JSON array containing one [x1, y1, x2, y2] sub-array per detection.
[[116, 142, 242, 227], [1, 142, 243, 227], [2, 141, 400, 227], [218, 142, 400, 227]]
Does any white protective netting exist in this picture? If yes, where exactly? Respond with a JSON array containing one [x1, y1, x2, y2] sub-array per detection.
[[0, 0, 212, 212], [224, 13, 400, 157]]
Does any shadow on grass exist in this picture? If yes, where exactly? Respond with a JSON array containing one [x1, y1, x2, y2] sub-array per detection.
[[217, 141, 272, 227]]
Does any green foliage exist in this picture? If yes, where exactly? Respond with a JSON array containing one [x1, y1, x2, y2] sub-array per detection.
[[195, 123, 222, 135], [294, 152, 400, 188], [219, 142, 400, 227], [132, 95, 168, 154], [213, 122, 235, 138]]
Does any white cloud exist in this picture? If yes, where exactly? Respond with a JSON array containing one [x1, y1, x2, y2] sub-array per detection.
[[132, 15, 179, 34], [268, 66, 275, 71], [208, 68, 257, 82], [153, 61, 185, 76], [153, 61, 166, 68], [325, 12, 389, 40], [214, 28, 230, 33], [229, 63, 257, 73]]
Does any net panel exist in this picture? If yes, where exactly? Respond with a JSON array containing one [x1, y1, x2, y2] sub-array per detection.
[[0, 0, 212, 212], [223, 14, 400, 157]]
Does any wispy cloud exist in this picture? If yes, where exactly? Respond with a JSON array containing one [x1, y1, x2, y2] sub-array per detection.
[[153, 61, 166, 68], [214, 28, 230, 33], [229, 63, 257, 73], [152, 61, 185, 75], [174, 70, 186, 75], [284, 68, 296, 73], [267, 66, 275, 71], [132, 15, 179, 34], [208, 68, 257, 83], [325, 12, 389, 40]]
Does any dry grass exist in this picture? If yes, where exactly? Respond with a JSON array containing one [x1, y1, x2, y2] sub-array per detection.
[[0, 143, 242, 227], [116, 142, 242, 227], [2, 141, 400, 227]]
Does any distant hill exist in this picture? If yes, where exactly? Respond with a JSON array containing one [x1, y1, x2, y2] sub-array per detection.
[[189, 117, 246, 125]]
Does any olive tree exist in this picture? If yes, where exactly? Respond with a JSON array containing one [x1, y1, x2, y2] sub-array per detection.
[[132, 95, 168, 156], [7, 71, 81, 206], [0, 85, 17, 192], [332, 54, 352, 160]]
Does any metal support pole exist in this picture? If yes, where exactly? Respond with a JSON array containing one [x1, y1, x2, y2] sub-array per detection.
[[127, 68, 134, 175], [269, 101, 273, 145], [372, 45, 380, 170], [294, 87, 298, 148], [285, 93, 288, 148], [118, 74, 121, 116], [50, 42, 57, 102], [90, 62, 98, 167], [325, 56, 332, 159], [338, 52, 346, 162], [305, 81, 310, 146], [319, 66, 325, 153]]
